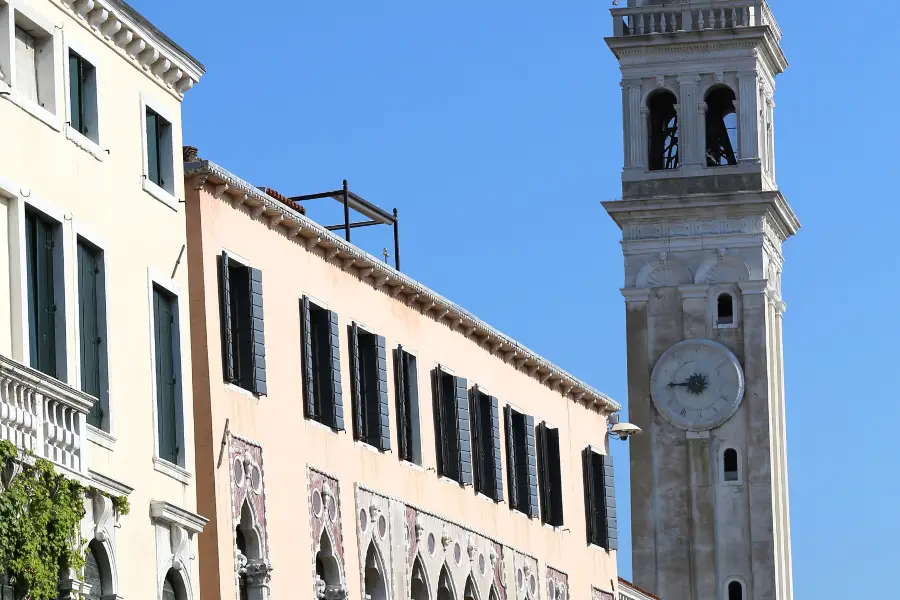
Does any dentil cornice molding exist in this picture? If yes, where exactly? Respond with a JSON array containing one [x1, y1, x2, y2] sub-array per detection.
[[54, 0, 204, 97]]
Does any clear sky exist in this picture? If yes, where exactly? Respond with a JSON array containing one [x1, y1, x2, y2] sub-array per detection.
[[134, 0, 899, 595]]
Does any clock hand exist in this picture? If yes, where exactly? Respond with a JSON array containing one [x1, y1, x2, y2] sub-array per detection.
[[668, 382, 690, 387]]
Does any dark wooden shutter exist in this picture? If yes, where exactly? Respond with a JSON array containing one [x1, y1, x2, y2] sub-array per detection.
[[536, 422, 550, 523], [504, 405, 518, 509], [455, 376, 472, 486], [601, 454, 618, 551], [525, 415, 539, 518], [248, 268, 266, 396], [490, 396, 503, 502], [548, 427, 564, 526], [583, 447, 598, 545], [374, 335, 390, 451], [405, 352, 421, 464], [300, 297, 315, 418], [469, 388, 483, 492], [153, 288, 179, 464], [432, 368, 445, 476], [219, 252, 234, 383], [349, 323, 363, 440], [328, 310, 344, 431], [394, 347, 408, 460], [25, 213, 58, 378]]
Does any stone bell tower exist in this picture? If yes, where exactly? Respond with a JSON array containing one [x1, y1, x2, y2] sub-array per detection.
[[602, 2, 799, 600]]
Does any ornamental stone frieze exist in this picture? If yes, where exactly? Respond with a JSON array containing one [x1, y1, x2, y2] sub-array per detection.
[[309, 468, 347, 599]]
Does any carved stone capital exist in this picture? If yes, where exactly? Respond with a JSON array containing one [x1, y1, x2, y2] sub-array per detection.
[[620, 287, 651, 304], [241, 560, 273, 587]]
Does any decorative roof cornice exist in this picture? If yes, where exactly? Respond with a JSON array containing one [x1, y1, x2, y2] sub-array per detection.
[[54, 0, 204, 97], [185, 159, 621, 414]]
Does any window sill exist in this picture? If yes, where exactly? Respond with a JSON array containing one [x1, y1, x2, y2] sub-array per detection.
[[355, 440, 388, 455], [438, 475, 465, 488], [306, 418, 341, 434], [142, 178, 180, 211], [715, 323, 739, 330], [65, 126, 105, 162], [87, 426, 117, 451], [153, 457, 192, 484], [475, 492, 501, 505], [1, 88, 62, 132], [225, 382, 258, 399], [400, 459, 425, 472]]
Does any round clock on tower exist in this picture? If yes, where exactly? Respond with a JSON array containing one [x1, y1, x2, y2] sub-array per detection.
[[602, 2, 799, 600]]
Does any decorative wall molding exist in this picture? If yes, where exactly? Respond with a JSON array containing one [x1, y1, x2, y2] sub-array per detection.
[[150, 502, 206, 600], [185, 159, 620, 413], [230, 436, 272, 600], [545, 567, 568, 600], [54, 0, 204, 96], [309, 468, 347, 599]]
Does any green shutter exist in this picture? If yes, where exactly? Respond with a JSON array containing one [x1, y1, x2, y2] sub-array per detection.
[[25, 212, 58, 378], [404, 351, 421, 464], [219, 253, 234, 383], [490, 396, 503, 502], [469, 388, 482, 492], [248, 267, 266, 396], [394, 347, 408, 459], [537, 422, 550, 523], [455, 376, 472, 486], [153, 288, 179, 464], [600, 454, 618, 551], [583, 447, 598, 545], [433, 367, 448, 477], [525, 415, 539, 518], [78, 242, 103, 428], [548, 427, 564, 526], [146, 110, 160, 186], [69, 53, 83, 134]]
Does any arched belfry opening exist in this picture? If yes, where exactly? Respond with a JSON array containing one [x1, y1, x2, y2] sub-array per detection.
[[410, 557, 429, 600], [363, 543, 387, 600], [437, 566, 455, 600], [648, 91, 679, 171], [706, 86, 739, 167]]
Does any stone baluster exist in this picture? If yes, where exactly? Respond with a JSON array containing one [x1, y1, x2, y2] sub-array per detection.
[[708, 9, 715, 29], [649, 13, 656, 34], [731, 8, 738, 27], [697, 10, 705, 29], [719, 8, 726, 28], [636, 14, 645, 35]]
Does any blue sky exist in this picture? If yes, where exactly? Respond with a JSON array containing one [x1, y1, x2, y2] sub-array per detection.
[[135, 0, 899, 595]]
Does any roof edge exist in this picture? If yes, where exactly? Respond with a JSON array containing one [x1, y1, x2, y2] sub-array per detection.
[[185, 159, 622, 414]]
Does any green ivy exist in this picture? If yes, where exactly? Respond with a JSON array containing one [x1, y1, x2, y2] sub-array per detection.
[[0, 441, 86, 600]]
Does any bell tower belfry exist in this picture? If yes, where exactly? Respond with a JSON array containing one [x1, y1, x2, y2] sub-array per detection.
[[602, 3, 799, 600]]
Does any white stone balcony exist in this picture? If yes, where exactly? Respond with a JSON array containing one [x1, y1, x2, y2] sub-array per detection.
[[0, 355, 94, 476], [611, 0, 781, 40]]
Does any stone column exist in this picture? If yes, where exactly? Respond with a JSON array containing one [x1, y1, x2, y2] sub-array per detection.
[[679, 284, 717, 600], [772, 298, 793, 600], [766, 94, 776, 180], [677, 75, 702, 167], [737, 72, 760, 164], [623, 80, 645, 171], [737, 279, 775, 600], [620, 287, 656, 593]]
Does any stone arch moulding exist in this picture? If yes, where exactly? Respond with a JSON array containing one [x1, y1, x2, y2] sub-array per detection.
[[362, 540, 391, 600], [636, 253, 693, 288], [642, 77, 679, 107], [309, 468, 347, 599], [150, 501, 207, 600], [695, 249, 751, 284], [723, 575, 749, 600], [87, 537, 118, 599], [437, 563, 458, 600], [409, 554, 431, 600]]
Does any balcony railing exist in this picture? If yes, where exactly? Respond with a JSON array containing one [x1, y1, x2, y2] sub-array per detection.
[[611, 1, 781, 40], [0, 355, 95, 476]]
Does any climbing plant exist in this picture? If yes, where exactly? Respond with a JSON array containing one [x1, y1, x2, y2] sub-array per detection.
[[0, 441, 86, 600]]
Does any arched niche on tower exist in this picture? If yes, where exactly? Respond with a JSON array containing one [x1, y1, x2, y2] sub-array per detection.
[[636, 253, 693, 288], [695, 251, 750, 285]]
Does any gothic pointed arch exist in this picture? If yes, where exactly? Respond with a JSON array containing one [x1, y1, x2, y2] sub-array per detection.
[[436, 564, 456, 600], [488, 587, 501, 600], [464, 574, 481, 600], [636, 253, 692, 288], [237, 499, 264, 561], [316, 528, 342, 588], [410, 554, 430, 600], [363, 542, 389, 600]]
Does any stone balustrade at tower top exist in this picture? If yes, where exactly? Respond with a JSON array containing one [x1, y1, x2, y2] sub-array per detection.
[[610, 0, 781, 40]]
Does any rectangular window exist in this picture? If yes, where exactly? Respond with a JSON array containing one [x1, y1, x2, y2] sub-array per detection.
[[146, 107, 173, 192], [504, 405, 538, 517], [25, 210, 63, 379], [153, 286, 182, 466], [349, 323, 390, 450], [219, 252, 266, 395], [470, 387, 503, 502], [583, 447, 617, 550], [536, 422, 564, 526], [14, 14, 55, 112], [432, 367, 472, 486], [68, 50, 98, 142], [301, 297, 343, 431], [77, 239, 108, 429], [394, 346, 421, 465]]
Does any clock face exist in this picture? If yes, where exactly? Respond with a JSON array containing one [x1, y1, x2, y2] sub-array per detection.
[[650, 339, 745, 431]]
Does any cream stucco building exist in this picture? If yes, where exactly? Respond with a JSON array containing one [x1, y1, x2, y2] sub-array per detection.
[[182, 156, 623, 600], [0, 0, 205, 599]]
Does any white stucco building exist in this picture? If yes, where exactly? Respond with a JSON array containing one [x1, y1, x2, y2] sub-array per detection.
[[603, 1, 797, 599], [0, 1, 204, 599]]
